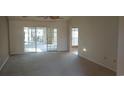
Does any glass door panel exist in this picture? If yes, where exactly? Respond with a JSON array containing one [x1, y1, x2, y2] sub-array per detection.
[[24, 27, 36, 52], [36, 27, 47, 52], [47, 28, 57, 51]]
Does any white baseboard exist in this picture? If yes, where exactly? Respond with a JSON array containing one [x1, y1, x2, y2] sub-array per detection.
[[79, 54, 116, 72], [0, 55, 9, 71]]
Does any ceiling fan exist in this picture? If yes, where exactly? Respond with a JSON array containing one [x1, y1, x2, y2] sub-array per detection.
[[22, 16, 64, 20], [38, 16, 64, 19]]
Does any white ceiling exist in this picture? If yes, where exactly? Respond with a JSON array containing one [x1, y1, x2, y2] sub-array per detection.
[[8, 16, 72, 21]]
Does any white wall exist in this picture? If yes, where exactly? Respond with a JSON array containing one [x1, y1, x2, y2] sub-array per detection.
[[9, 19, 69, 54], [69, 16, 118, 71], [117, 17, 124, 75], [0, 17, 9, 68]]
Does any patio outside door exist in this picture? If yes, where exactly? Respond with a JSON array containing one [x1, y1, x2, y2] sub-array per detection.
[[24, 27, 57, 52]]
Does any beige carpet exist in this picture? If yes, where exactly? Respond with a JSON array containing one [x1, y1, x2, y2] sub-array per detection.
[[0, 52, 116, 76]]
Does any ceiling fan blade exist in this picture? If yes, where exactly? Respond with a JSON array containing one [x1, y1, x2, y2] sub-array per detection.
[[49, 16, 60, 19]]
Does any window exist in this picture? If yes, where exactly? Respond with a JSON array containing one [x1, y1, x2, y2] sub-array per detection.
[[72, 28, 79, 46]]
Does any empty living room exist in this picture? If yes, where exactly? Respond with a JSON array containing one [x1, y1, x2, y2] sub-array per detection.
[[1, 0, 124, 93], [0, 16, 124, 76]]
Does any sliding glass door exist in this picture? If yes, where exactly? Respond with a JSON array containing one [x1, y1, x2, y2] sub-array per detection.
[[24, 27, 57, 52], [47, 28, 57, 51], [36, 27, 47, 52], [24, 27, 36, 52]]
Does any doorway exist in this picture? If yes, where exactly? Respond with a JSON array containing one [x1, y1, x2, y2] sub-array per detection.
[[24, 27, 57, 52], [71, 27, 79, 55]]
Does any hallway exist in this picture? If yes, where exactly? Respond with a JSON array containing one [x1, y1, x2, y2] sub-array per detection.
[[0, 52, 115, 76]]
